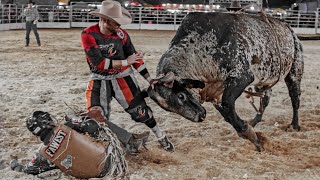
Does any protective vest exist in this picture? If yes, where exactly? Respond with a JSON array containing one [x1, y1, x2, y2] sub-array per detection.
[[39, 124, 110, 179]]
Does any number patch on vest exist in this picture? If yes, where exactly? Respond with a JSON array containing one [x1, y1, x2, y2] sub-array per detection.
[[61, 155, 73, 169], [45, 130, 67, 158]]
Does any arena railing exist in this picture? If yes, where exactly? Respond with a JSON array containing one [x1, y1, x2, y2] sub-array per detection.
[[0, 3, 319, 34]]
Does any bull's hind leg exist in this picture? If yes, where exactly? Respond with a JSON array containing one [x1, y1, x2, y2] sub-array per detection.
[[284, 67, 303, 131], [284, 38, 303, 131], [249, 88, 272, 127], [214, 72, 262, 151]]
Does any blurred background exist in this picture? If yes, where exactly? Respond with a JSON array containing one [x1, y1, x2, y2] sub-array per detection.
[[1, 0, 319, 35]]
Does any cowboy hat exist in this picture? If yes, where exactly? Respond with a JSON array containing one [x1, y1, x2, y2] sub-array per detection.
[[90, 0, 132, 25], [226, 1, 242, 11]]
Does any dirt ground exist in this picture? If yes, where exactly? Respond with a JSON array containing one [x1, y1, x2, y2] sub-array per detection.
[[0, 29, 319, 180]]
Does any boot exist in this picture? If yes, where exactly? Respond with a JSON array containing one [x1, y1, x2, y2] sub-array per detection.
[[25, 38, 29, 47], [126, 131, 150, 154], [158, 135, 175, 152]]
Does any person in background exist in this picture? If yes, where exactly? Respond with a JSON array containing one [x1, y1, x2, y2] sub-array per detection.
[[10, 111, 129, 178], [22, 1, 41, 46], [226, 1, 243, 12], [81, 0, 175, 151]]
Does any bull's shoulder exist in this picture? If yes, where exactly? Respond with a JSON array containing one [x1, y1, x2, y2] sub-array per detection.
[[179, 12, 240, 32], [170, 12, 236, 46], [181, 12, 287, 32], [169, 12, 294, 48]]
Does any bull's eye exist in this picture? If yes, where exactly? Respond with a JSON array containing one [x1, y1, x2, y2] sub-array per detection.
[[178, 93, 187, 102]]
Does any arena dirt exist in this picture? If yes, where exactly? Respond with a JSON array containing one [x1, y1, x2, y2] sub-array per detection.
[[0, 29, 319, 179]]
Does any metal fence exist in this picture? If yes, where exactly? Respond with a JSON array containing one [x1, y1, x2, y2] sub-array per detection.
[[0, 3, 319, 33]]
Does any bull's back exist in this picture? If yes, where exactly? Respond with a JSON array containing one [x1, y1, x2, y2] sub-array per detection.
[[169, 12, 297, 85]]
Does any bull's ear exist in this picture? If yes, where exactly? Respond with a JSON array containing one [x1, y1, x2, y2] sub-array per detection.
[[180, 79, 205, 89]]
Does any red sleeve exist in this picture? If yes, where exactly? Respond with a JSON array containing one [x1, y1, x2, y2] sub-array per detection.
[[132, 59, 144, 69], [81, 31, 112, 70]]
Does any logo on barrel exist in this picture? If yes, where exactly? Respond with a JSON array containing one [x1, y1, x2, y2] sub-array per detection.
[[45, 130, 67, 158]]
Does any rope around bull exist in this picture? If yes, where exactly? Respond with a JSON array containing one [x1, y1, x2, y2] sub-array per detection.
[[232, 7, 283, 116], [235, 7, 283, 98]]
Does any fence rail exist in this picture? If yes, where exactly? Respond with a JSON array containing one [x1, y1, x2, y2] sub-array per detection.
[[0, 3, 319, 33]]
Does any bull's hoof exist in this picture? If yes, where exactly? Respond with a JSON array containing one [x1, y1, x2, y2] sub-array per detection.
[[253, 140, 263, 152], [285, 124, 301, 132], [238, 125, 264, 152], [249, 114, 263, 127]]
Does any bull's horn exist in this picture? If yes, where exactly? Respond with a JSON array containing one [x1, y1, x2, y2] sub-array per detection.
[[152, 72, 176, 88], [160, 72, 176, 88], [159, 72, 176, 83]]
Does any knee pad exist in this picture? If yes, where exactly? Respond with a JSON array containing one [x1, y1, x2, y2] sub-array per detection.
[[144, 117, 156, 128], [127, 105, 153, 123]]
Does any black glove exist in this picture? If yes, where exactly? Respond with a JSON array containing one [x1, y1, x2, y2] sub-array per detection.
[[80, 119, 101, 138]]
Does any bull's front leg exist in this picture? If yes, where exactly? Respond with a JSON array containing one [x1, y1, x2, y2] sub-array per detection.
[[214, 73, 263, 151]]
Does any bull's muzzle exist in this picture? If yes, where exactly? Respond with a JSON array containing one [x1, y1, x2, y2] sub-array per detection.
[[194, 111, 206, 122]]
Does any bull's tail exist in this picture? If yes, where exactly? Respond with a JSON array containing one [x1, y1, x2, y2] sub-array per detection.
[[286, 23, 304, 70], [292, 29, 304, 65]]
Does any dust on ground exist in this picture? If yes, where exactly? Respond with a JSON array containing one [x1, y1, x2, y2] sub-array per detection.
[[0, 29, 319, 180]]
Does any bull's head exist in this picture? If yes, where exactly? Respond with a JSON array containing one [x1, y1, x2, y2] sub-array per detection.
[[146, 72, 207, 122]]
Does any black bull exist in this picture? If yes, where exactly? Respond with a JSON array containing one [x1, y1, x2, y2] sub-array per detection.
[[146, 12, 304, 151]]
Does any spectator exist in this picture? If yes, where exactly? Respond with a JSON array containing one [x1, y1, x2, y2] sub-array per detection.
[[226, 1, 243, 12], [22, 1, 41, 46]]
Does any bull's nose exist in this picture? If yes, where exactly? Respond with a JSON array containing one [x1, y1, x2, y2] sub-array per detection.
[[198, 111, 206, 122]]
